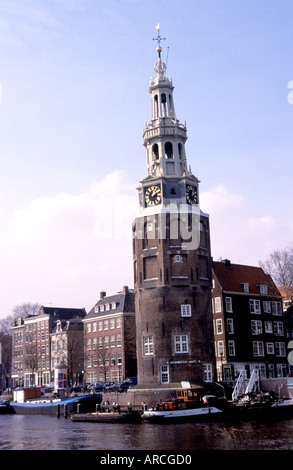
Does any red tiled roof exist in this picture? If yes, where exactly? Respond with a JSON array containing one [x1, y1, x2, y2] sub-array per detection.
[[278, 285, 293, 300], [212, 260, 281, 296]]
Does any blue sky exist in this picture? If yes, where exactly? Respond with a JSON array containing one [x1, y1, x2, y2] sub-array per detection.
[[0, 0, 293, 317]]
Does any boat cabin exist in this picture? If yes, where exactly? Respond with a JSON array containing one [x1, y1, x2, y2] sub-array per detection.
[[176, 388, 202, 403]]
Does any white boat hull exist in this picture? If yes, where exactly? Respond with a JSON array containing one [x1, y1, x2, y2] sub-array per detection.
[[141, 406, 223, 422]]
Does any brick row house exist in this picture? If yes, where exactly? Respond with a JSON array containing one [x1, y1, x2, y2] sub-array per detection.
[[11, 307, 86, 388], [83, 286, 137, 384], [212, 260, 287, 381]]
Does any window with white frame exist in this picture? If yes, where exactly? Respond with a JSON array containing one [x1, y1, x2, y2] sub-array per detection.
[[265, 321, 273, 333], [215, 297, 221, 313], [104, 336, 109, 348], [252, 341, 264, 356], [266, 342, 275, 354], [216, 319, 223, 334], [217, 340, 224, 357], [258, 284, 268, 295], [86, 323, 91, 333], [263, 301, 271, 313], [117, 352, 122, 365], [249, 299, 261, 314], [275, 342, 286, 357], [116, 334, 122, 347], [143, 336, 154, 355], [174, 334, 188, 353], [268, 364, 275, 378], [110, 319, 115, 329], [203, 363, 213, 382], [228, 340, 235, 356], [160, 365, 169, 383], [273, 321, 284, 336], [181, 304, 191, 317], [272, 301, 282, 316], [251, 320, 263, 335], [92, 322, 97, 332], [241, 283, 249, 293], [225, 297, 233, 312], [98, 321, 102, 331], [104, 320, 108, 330], [277, 364, 287, 377], [227, 318, 234, 334]]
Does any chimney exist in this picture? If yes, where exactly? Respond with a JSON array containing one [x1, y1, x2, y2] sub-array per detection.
[[123, 286, 129, 294], [221, 259, 231, 268], [100, 291, 106, 300]]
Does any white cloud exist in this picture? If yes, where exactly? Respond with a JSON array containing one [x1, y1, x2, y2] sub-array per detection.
[[0, 171, 138, 317], [201, 185, 292, 266]]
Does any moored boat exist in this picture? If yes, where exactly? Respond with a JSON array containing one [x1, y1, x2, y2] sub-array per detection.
[[9, 392, 102, 416], [227, 392, 293, 419], [141, 387, 226, 423], [71, 410, 141, 423]]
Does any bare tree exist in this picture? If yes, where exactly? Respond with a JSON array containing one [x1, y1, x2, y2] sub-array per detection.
[[259, 247, 293, 287], [0, 303, 41, 335], [12, 303, 40, 318]]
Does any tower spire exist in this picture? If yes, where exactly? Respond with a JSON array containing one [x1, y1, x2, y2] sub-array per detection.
[[152, 23, 165, 58]]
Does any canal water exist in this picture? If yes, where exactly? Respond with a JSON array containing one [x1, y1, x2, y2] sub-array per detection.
[[1, 414, 293, 451]]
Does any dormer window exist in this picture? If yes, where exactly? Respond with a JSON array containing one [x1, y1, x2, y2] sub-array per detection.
[[257, 284, 268, 295], [241, 283, 249, 293]]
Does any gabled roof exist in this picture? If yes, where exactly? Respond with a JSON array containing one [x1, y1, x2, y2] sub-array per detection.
[[85, 288, 135, 320], [212, 260, 281, 296]]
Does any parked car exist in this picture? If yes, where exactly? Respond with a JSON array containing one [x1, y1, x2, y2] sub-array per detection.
[[69, 384, 88, 393], [105, 378, 137, 393], [44, 382, 55, 393], [105, 382, 121, 392], [88, 382, 105, 391]]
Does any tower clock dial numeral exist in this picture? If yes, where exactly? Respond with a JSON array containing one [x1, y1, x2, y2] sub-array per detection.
[[186, 185, 197, 205], [145, 185, 162, 206]]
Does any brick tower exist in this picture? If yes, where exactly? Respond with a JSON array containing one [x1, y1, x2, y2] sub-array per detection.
[[132, 26, 215, 388]]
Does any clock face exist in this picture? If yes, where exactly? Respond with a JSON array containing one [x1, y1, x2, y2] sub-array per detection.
[[145, 185, 162, 206], [186, 185, 197, 205]]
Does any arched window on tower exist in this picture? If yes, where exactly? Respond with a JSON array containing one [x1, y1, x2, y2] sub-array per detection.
[[154, 95, 159, 119], [169, 94, 174, 116], [178, 143, 183, 159], [152, 143, 159, 161], [161, 93, 167, 117], [165, 142, 173, 159]]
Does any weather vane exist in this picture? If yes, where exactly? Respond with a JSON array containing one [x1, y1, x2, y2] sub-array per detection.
[[153, 23, 165, 57]]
